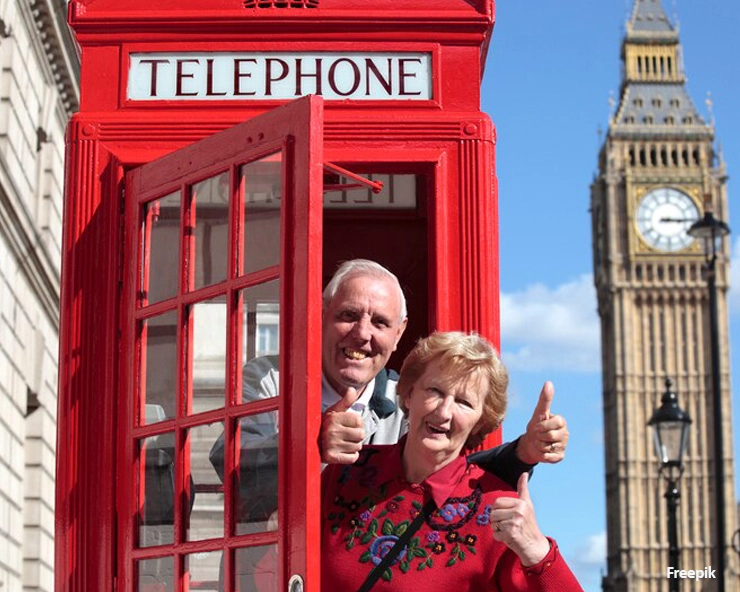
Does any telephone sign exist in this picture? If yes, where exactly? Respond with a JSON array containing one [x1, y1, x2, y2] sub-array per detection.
[[128, 52, 432, 101]]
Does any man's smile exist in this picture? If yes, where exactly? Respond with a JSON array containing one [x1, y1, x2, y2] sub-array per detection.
[[343, 347, 369, 361]]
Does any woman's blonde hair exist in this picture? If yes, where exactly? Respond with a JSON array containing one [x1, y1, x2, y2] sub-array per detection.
[[396, 331, 508, 451]]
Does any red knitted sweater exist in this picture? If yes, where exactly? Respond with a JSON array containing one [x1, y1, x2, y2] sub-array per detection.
[[321, 440, 584, 591]]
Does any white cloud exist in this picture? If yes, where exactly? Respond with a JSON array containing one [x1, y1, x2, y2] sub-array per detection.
[[500, 274, 600, 372], [730, 236, 740, 316], [575, 531, 607, 565], [569, 531, 607, 592]]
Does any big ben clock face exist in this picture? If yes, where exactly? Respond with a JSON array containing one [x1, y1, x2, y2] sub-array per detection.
[[636, 188, 700, 252]]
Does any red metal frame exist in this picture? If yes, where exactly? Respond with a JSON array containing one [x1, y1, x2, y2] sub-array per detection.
[[58, 2, 499, 590]]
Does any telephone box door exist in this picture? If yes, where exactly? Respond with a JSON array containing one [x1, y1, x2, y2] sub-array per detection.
[[120, 95, 324, 592]]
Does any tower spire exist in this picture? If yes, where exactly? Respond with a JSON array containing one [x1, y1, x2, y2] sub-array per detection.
[[626, 0, 675, 37], [611, 0, 707, 136]]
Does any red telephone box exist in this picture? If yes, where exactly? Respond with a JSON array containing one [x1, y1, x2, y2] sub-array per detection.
[[57, 1, 501, 590]]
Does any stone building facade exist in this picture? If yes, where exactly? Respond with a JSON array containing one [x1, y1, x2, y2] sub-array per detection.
[[0, 0, 77, 589]]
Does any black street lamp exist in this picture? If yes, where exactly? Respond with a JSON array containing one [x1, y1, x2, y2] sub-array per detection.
[[649, 378, 692, 592], [688, 209, 731, 592]]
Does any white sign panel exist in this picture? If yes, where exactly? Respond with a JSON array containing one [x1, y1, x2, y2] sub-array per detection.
[[128, 52, 432, 101]]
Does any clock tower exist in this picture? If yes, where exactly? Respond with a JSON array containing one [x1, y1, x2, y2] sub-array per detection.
[[591, 1, 737, 591]]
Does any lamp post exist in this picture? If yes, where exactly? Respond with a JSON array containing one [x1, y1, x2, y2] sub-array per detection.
[[688, 210, 731, 592], [649, 378, 692, 592]]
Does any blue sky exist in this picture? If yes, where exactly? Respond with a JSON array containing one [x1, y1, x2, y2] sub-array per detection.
[[482, 2, 740, 590]]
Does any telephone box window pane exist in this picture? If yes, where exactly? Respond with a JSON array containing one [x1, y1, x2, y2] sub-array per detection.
[[323, 173, 416, 209], [235, 544, 278, 592], [143, 191, 181, 304], [186, 422, 225, 541], [190, 297, 227, 415], [240, 155, 282, 275], [143, 310, 178, 424], [185, 550, 222, 592], [137, 556, 174, 592], [192, 173, 229, 290], [233, 412, 279, 536], [240, 280, 280, 380], [138, 433, 176, 547]]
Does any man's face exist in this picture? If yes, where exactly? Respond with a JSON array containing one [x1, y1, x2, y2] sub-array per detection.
[[322, 274, 408, 396]]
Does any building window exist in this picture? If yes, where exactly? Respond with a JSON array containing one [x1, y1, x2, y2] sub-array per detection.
[[255, 303, 280, 356]]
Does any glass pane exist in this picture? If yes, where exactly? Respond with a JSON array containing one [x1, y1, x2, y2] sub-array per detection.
[[185, 550, 222, 592], [138, 433, 176, 547], [235, 544, 279, 592], [138, 556, 174, 592], [323, 172, 417, 209], [240, 155, 282, 275], [190, 297, 227, 415], [233, 411, 280, 536], [143, 310, 178, 424], [192, 173, 230, 290], [240, 280, 280, 373], [142, 192, 181, 304], [186, 422, 225, 541]]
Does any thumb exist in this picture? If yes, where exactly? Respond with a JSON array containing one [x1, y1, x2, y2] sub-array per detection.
[[325, 386, 361, 413], [531, 381, 554, 422], [517, 473, 531, 502]]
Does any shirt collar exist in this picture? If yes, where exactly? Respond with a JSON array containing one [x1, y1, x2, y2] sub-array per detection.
[[321, 374, 375, 413], [371, 436, 470, 509]]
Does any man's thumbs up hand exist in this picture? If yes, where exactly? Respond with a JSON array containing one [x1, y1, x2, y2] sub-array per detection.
[[320, 387, 365, 464]]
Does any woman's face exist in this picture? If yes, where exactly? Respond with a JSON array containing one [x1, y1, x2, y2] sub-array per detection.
[[404, 359, 487, 460]]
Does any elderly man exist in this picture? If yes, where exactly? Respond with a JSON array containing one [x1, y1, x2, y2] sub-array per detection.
[[211, 259, 568, 495]]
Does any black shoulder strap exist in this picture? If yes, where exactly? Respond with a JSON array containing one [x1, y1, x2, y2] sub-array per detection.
[[356, 498, 435, 592]]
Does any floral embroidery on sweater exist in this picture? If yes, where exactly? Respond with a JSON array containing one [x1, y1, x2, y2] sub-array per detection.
[[328, 483, 490, 581]]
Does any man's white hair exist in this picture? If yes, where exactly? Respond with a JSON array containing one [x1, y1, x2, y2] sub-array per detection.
[[322, 259, 408, 322]]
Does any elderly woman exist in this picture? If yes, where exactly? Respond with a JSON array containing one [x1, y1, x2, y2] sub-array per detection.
[[321, 331, 583, 591]]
